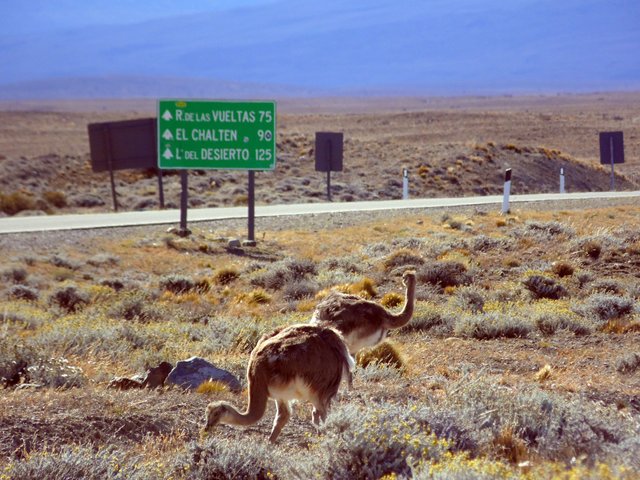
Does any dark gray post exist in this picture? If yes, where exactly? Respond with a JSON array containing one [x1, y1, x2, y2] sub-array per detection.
[[326, 139, 332, 201], [609, 136, 615, 191], [248, 170, 255, 241], [108, 168, 118, 212], [179, 170, 189, 236], [104, 125, 118, 212], [157, 169, 165, 209]]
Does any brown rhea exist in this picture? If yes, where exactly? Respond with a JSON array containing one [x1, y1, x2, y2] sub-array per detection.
[[203, 323, 354, 443], [311, 270, 416, 354]]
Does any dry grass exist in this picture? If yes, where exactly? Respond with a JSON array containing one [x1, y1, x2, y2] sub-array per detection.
[[0, 204, 638, 478], [1, 94, 640, 477]]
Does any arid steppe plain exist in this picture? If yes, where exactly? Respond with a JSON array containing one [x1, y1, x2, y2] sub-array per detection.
[[0, 93, 639, 479]]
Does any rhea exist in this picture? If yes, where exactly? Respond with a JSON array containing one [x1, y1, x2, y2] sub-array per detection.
[[311, 270, 417, 354], [203, 324, 354, 443]]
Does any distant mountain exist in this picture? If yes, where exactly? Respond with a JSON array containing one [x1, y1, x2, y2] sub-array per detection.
[[0, 76, 320, 100], [1, 0, 638, 98]]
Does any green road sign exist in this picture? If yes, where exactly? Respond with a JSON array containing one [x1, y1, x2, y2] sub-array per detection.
[[157, 99, 276, 170]]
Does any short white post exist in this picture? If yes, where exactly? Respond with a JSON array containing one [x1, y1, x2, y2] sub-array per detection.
[[402, 168, 409, 199], [559, 167, 565, 193], [501, 168, 512, 214]]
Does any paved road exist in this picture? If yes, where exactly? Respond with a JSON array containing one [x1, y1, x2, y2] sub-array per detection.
[[0, 191, 638, 234]]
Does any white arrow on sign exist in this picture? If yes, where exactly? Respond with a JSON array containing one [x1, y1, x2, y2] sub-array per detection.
[[162, 129, 174, 140], [162, 147, 174, 159], [162, 110, 173, 121]]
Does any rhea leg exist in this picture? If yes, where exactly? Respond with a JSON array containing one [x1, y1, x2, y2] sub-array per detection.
[[269, 400, 291, 443], [311, 397, 330, 426]]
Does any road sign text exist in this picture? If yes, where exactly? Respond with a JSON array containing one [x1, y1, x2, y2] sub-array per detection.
[[158, 100, 276, 170]]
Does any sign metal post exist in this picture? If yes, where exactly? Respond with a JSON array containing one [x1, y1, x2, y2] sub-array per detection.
[[158, 99, 276, 238], [248, 171, 255, 241], [179, 171, 189, 236]]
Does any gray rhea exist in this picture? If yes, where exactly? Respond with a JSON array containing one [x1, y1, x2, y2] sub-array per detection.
[[203, 323, 354, 443], [311, 270, 417, 354]]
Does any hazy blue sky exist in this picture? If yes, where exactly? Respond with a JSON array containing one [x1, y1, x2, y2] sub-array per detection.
[[1, 0, 638, 96], [1, 1, 277, 33]]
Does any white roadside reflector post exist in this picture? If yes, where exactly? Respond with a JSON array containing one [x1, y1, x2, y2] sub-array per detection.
[[560, 167, 565, 194], [501, 168, 512, 214], [402, 168, 409, 199]]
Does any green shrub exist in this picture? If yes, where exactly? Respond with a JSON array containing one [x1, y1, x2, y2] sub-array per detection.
[[576, 271, 594, 289], [27, 356, 86, 388], [384, 249, 425, 271], [50, 254, 81, 270], [49, 285, 89, 312], [284, 258, 317, 279], [100, 279, 125, 291], [535, 313, 592, 336], [356, 362, 404, 383], [454, 312, 532, 339], [0, 446, 144, 480], [470, 234, 509, 252], [512, 220, 575, 240], [616, 353, 640, 374], [452, 286, 485, 313], [438, 376, 639, 466], [362, 242, 391, 258], [250, 259, 317, 291], [572, 234, 623, 261], [321, 256, 363, 274], [109, 293, 160, 322], [1, 266, 28, 283], [1, 304, 51, 329], [523, 275, 567, 300], [590, 279, 625, 295], [8, 284, 39, 301], [576, 294, 635, 322], [171, 438, 295, 479], [403, 303, 450, 333], [282, 279, 319, 301], [86, 253, 120, 267], [213, 316, 284, 353], [418, 261, 471, 291], [302, 403, 451, 479], [159, 274, 195, 294], [0, 343, 34, 387]]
